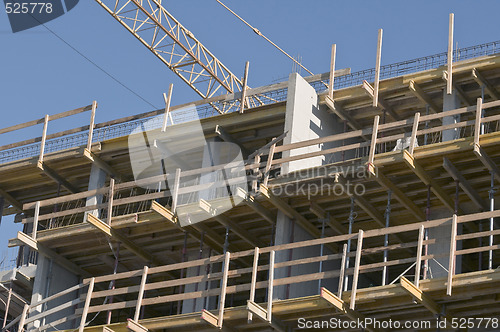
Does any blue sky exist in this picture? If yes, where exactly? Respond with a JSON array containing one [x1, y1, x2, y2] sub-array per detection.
[[1, 0, 500, 264]]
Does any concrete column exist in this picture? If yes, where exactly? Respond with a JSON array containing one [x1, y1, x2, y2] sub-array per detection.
[[85, 164, 106, 219], [181, 249, 216, 313], [28, 254, 79, 330], [427, 89, 462, 279], [273, 73, 341, 300]]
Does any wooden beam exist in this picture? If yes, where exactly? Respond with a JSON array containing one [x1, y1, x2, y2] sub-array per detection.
[[447, 13, 454, 95], [453, 83, 473, 106], [447, 214, 457, 296], [324, 96, 362, 131], [409, 80, 439, 113], [309, 201, 347, 234], [215, 125, 250, 156], [443, 157, 487, 210], [235, 187, 276, 225], [473, 144, 500, 183], [373, 29, 383, 107], [259, 184, 338, 253], [328, 44, 336, 100], [162, 83, 174, 131], [362, 81, 400, 121], [127, 319, 148, 332], [86, 213, 163, 267], [37, 161, 80, 194], [240, 61, 249, 113], [83, 148, 123, 182], [0, 187, 23, 211], [400, 276, 452, 327], [320, 287, 379, 332], [403, 150, 458, 213], [372, 170, 425, 221], [472, 68, 500, 100]]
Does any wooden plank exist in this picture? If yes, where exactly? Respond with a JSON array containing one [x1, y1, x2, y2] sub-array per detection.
[[107, 178, 115, 224], [409, 80, 439, 113], [213, 213, 265, 248], [367, 115, 379, 168], [309, 201, 347, 234], [373, 29, 383, 107], [0, 187, 23, 211], [217, 251, 231, 328], [447, 13, 454, 95], [83, 149, 123, 182], [349, 230, 363, 310], [328, 44, 336, 100], [150, 201, 177, 224], [267, 250, 275, 322], [37, 162, 80, 194], [127, 319, 148, 332], [443, 157, 487, 210], [408, 112, 420, 156], [324, 96, 362, 131], [38, 115, 49, 166], [473, 144, 500, 183], [133, 266, 149, 322], [171, 168, 181, 213], [248, 247, 259, 322], [78, 277, 95, 332], [215, 125, 250, 156], [246, 300, 267, 321], [262, 140, 276, 187], [472, 68, 500, 100], [400, 276, 439, 314], [235, 187, 276, 225], [240, 61, 249, 113], [474, 97, 483, 147], [32, 201, 40, 240], [86, 101, 97, 151], [415, 225, 425, 288], [338, 243, 347, 298], [201, 309, 219, 328], [18, 303, 29, 332], [447, 214, 457, 296], [162, 84, 174, 132]]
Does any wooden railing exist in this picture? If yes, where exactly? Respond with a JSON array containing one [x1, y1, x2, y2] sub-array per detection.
[[6, 208, 499, 331]]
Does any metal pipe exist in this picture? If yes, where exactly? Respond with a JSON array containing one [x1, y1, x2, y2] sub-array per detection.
[[106, 243, 120, 324], [345, 197, 355, 292], [192, 232, 205, 313], [177, 231, 188, 314], [382, 191, 391, 286], [423, 185, 431, 279]]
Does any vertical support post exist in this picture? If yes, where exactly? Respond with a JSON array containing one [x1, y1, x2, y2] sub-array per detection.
[[328, 44, 336, 100], [171, 168, 181, 213], [38, 114, 49, 167], [350, 230, 364, 310], [79, 277, 95, 332], [338, 243, 347, 298], [107, 178, 115, 225], [2, 286, 12, 328], [344, 198, 355, 292], [447, 215, 457, 296], [474, 97, 483, 148], [408, 112, 421, 156], [18, 304, 29, 332], [367, 115, 380, 172], [134, 266, 149, 322], [415, 225, 425, 288], [447, 13, 454, 95], [162, 84, 174, 132], [32, 201, 41, 240], [0, 196, 4, 225], [86, 101, 97, 151], [318, 216, 326, 293], [266, 250, 275, 322], [252, 155, 260, 193], [263, 140, 276, 187], [248, 247, 260, 322], [373, 29, 383, 107], [382, 191, 391, 286], [240, 61, 250, 113], [217, 251, 231, 328], [489, 171, 495, 270]]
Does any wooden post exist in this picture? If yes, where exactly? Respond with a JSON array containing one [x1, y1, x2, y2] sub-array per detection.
[[32, 201, 41, 240], [338, 243, 347, 298], [252, 155, 260, 193], [86, 101, 97, 151], [248, 247, 259, 322], [350, 230, 364, 310], [240, 61, 250, 113], [18, 304, 29, 332], [474, 97, 483, 147], [217, 251, 231, 328], [2, 286, 12, 328], [447, 13, 454, 95], [447, 215, 457, 296], [78, 277, 95, 332], [162, 84, 174, 132], [0, 196, 4, 225], [134, 266, 149, 322], [373, 29, 383, 107], [263, 140, 276, 187], [38, 114, 49, 167], [328, 44, 336, 100], [409, 112, 421, 156], [107, 178, 115, 225], [415, 225, 425, 288], [367, 115, 380, 172], [267, 250, 275, 322], [171, 168, 181, 213]]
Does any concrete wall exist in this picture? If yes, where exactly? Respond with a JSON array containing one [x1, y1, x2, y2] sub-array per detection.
[[85, 164, 106, 219]]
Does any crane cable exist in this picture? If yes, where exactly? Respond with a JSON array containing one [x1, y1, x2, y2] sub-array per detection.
[[216, 0, 314, 76]]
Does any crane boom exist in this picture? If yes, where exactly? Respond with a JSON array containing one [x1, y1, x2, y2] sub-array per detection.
[[94, 0, 244, 100]]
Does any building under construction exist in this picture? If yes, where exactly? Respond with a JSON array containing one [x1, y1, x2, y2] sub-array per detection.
[[1, 3, 500, 332]]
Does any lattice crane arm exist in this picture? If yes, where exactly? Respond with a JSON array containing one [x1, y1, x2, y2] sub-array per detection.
[[94, 0, 244, 99]]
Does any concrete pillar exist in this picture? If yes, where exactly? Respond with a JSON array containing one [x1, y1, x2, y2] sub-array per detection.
[[273, 73, 341, 300], [85, 164, 106, 219], [427, 89, 462, 279], [28, 254, 79, 330]]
